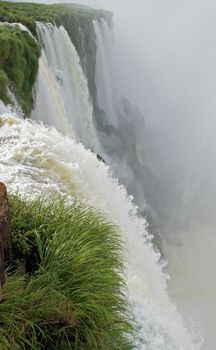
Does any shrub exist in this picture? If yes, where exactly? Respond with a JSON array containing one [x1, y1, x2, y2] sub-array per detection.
[[0, 25, 40, 115]]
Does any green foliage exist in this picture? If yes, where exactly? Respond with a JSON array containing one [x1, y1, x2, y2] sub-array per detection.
[[0, 25, 40, 115], [0, 69, 10, 104], [0, 196, 135, 349]]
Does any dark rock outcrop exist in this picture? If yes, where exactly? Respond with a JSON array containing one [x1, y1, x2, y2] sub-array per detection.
[[0, 182, 11, 300]]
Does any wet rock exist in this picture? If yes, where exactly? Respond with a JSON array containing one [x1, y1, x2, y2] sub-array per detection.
[[0, 182, 11, 300], [96, 153, 106, 163]]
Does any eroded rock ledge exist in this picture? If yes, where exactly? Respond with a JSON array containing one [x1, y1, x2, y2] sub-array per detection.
[[0, 182, 11, 300]]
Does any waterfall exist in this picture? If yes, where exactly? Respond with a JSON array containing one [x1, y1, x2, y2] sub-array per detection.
[[32, 22, 98, 151], [0, 111, 199, 349], [93, 19, 119, 128], [31, 49, 74, 137], [0, 17, 201, 349], [32, 19, 159, 226]]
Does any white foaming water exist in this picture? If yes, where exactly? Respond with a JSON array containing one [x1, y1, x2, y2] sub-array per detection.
[[0, 91, 22, 117], [0, 101, 10, 115], [0, 22, 31, 33], [32, 23, 98, 150], [0, 112, 199, 349]]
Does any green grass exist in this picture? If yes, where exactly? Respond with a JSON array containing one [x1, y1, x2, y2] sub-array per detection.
[[0, 196, 135, 349]]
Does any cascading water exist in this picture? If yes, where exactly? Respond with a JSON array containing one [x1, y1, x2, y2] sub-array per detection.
[[31, 17, 173, 234], [32, 48, 74, 137], [32, 22, 98, 150], [0, 112, 199, 349], [32, 19, 150, 221], [93, 19, 119, 128]]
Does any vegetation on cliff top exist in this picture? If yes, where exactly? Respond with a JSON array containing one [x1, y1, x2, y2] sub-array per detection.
[[0, 25, 40, 115], [0, 1, 111, 35], [0, 196, 135, 349]]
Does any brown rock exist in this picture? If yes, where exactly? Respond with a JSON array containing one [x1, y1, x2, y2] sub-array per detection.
[[0, 182, 12, 300]]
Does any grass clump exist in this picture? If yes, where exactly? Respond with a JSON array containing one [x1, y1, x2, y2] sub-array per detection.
[[0, 196, 135, 349], [0, 25, 40, 115]]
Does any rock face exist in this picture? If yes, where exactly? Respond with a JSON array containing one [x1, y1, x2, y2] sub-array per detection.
[[0, 182, 11, 300]]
